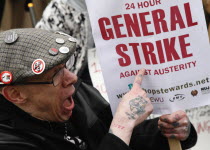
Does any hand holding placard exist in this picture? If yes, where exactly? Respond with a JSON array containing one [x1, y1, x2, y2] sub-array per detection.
[[158, 110, 191, 141], [158, 110, 191, 150]]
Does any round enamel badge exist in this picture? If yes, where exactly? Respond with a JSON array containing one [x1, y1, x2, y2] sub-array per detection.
[[32, 59, 45, 74], [0, 71, 13, 84], [56, 38, 65, 44], [4, 32, 18, 44], [49, 48, 59, 56], [59, 46, 69, 54]]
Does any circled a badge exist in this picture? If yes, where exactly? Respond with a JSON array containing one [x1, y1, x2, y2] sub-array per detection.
[[32, 59, 45, 74], [1, 71, 13, 84]]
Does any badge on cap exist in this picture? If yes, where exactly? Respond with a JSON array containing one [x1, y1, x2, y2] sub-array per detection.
[[0, 71, 13, 84], [59, 47, 70, 54], [4, 31, 19, 44], [32, 59, 45, 74], [68, 37, 77, 43], [56, 38, 65, 44], [49, 48, 59, 56]]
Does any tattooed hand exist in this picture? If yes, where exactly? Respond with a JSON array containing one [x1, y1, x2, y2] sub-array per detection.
[[158, 110, 191, 141], [109, 69, 153, 145], [122, 69, 153, 126]]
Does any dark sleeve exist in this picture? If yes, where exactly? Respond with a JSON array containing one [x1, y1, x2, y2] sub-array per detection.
[[0, 144, 40, 150], [180, 123, 197, 149], [97, 133, 132, 150], [0, 132, 41, 150], [129, 118, 197, 150], [0, 124, 56, 150]]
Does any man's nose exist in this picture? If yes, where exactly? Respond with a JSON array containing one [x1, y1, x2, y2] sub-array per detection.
[[62, 68, 78, 88]]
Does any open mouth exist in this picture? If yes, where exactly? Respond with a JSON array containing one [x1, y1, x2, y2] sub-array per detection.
[[63, 96, 75, 112]]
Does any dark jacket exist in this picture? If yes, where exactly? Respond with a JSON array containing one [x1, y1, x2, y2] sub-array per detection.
[[0, 81, 197, 150]]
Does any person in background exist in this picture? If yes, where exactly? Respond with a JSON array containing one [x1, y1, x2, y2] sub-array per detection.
[[35, 0, 93, 85]]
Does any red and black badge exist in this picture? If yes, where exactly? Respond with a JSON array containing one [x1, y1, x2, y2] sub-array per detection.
[[49, 48, 59, 56], [0, 71, 13, 84]]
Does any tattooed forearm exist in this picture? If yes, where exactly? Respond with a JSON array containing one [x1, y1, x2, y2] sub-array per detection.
[[109, 124, 125, 135], [125, 95, 148, 119], [112, 123, 125, 129]]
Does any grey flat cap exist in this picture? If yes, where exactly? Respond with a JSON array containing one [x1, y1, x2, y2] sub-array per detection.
[[0, 28, 76, 84]]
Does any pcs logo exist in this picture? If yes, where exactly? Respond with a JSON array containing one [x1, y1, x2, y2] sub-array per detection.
[[169, 94, 185, 102]]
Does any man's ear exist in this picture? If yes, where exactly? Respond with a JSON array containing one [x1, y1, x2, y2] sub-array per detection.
[[1, 86, 27, 104]]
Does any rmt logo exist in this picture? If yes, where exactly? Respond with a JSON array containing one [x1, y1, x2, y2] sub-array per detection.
[[169, 94, 185, 102]]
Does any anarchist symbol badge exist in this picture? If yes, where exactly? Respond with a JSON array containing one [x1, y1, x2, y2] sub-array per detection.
[[32, 59, 46, 74], [0, 71, 13, 84]]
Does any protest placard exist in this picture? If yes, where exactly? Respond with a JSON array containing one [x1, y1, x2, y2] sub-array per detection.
[[88, 48, 109, 102], [86, 0, 210, 114]]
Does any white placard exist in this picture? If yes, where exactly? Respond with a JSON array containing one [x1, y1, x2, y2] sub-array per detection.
[[88, 48, 109, 102], [186, 106, 210, 150], [86, 0, 210, 114]]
